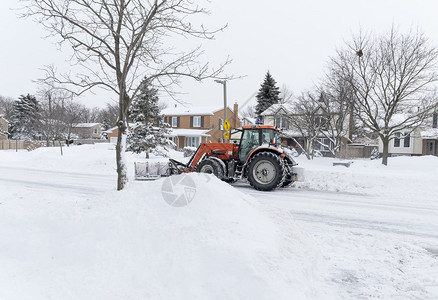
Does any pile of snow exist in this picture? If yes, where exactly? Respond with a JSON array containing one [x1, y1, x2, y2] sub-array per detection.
[[0, 145, 334, 299], [294, 155, 438, 204]]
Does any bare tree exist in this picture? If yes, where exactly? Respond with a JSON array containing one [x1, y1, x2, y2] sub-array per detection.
[[240, 104, 257, 120], [286, 91, 330, 159], [38, 86, 73, 146], [63, 100, 87, 143], [316, 91, 349, 156], [97, 103, 119, 130], [332, 28, 438, 165], [22, 0, 230, 190], [0, 95, 15, 120], [279, 85, 294, 104], [318, 65, 354, 156]]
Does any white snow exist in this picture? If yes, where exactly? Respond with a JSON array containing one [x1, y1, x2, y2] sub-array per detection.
[[1, 145, 437, 299], [421, 128, 438, 138], [72, 123, 101, 128], [166, 128, 211, 137]]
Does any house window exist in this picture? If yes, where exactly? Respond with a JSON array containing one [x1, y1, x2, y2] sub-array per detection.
[[94, 128, 98, 134], [314, 115, 328, 130], [433, 113, 437, 128], [193, 116, 201, 128], [403, 133, 411, 148], [219, 118, 224, 130], [314, 138, 331, 152], [275, 116, 288, 129], [394, 132, 401, 147], [171, 117, 178, 127], [394, 131, 410, 148], [185, 136, 201, 147]]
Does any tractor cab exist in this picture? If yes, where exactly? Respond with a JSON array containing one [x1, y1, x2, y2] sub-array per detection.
[[237, 125, 281, 163]]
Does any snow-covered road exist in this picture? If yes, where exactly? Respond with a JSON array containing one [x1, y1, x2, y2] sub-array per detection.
[[236, 184, 438, 299], [0, 165, 115, 195], [1, 146, 437, 299], [240, 187, 438, 240]]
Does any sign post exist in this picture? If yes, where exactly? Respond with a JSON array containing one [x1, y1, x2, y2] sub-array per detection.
[[215, 79, 228, 142], [223, 119, 230, 141]]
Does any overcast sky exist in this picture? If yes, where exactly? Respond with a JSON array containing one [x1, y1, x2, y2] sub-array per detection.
[[2, 0, 438, 111]]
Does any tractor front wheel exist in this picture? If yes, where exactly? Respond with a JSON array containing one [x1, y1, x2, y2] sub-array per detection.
[[247, 152, 285, 191], [196, 158, 224, 180]]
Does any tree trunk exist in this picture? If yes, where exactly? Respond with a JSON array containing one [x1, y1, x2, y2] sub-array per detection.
[[381, 137, 389, 166], [116, 91, 131, 190], [146, 148, 150, 159], [116, 121, 128, 190]]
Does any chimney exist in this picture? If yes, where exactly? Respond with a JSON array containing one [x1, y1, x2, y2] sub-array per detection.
[[233, 102, 239, 128]]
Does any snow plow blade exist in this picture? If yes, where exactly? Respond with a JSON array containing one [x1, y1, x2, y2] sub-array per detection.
[[134, 161, 171, 180], [292, 166, 305, 182], [134, 159, 189, 180]]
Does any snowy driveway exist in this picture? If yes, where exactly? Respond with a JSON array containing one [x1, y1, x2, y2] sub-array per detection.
[[235, 184, 438, 299]]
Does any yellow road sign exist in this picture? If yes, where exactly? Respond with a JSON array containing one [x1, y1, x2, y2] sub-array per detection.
[[224, 119, 230, 131], [224, 132, 230, 140]]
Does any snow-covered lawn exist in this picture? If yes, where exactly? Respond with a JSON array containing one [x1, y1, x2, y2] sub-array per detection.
[[0, 144, 437, 299]]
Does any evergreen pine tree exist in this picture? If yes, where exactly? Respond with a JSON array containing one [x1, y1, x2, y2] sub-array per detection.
[[127, 78, 170, 158], [10, 94, 41, 140], [255, 71, 281, 118]]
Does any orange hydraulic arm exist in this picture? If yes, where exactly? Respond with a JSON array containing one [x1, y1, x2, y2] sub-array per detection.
[[186, 143, 237, 171]]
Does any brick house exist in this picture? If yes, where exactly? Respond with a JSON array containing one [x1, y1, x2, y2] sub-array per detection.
[[162, 103, 240, 148], [103, 126, 119, 143]]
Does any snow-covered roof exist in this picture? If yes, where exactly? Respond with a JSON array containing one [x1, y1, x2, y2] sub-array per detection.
[[280, 129, 338, 138], [421, 128, 438, 139], [102, 126, 117, 134], [165, 128, 211, 137], [162, 105, 234, 116], [281, 129, 304, 137], [352, 135, 379, 146], [73, 123, 101, 128], [102, 123, 135, 134], [240, 115, 256, 124], [261, 103, 294, 116]]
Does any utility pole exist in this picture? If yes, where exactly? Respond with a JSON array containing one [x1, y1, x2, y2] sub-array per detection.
[[215, 80, 228, 141]]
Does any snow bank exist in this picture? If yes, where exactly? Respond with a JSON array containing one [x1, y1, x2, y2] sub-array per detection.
[[0, 145, 332, 299], [294, 155, 438, 204]]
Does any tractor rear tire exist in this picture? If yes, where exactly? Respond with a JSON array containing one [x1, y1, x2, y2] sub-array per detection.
[[196, 158, 224, 180], [247, 152, 285, 191]]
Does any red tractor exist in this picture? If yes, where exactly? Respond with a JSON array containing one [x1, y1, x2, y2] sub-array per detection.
[[169, 125, 299, 191]]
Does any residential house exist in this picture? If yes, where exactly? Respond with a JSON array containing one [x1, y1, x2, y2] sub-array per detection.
[[162, 103, 240, 148], [0, 109, 8, 140], [103, 126, 120, 143], [71, 123, 102, 139], [103, 123, 135, 144], [261, 103, 352, 156], [240, 115, 256, 127], [378, 112, 438, 157]]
